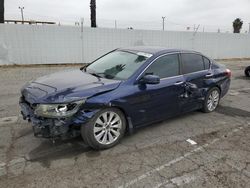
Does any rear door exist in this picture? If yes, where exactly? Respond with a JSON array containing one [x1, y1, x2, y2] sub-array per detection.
[[180, 53, 211, 113]]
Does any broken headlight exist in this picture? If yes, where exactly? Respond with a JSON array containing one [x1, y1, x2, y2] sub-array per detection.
[[34, 100, 85, 118]]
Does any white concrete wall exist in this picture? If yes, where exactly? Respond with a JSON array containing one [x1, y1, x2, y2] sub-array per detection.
[[0, 24, 250, 65]]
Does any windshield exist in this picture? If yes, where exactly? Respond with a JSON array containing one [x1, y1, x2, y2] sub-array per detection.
[[85, 51, 151, 80]]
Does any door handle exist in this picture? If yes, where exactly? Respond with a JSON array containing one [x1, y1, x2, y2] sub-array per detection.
[[174, 81, 184, 86], [205, 73, 213, 78]]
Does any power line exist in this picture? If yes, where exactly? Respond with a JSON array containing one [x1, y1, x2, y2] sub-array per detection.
[[4, 11, 238, 33]]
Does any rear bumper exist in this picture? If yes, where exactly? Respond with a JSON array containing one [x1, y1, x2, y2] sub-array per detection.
[[220, 79, 231, 98]]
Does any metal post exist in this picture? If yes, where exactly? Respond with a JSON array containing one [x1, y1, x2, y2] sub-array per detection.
[[0, 0, 4, 23], [18, 7, 24, 24], [80, 18, 84, 63], [162, 16, 166, 31]]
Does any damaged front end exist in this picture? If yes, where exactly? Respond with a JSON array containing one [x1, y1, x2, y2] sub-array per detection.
[[19, 96, 98, 140], [19, 69, 121, 141]]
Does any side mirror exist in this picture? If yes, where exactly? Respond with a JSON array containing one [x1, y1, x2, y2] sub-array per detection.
[[141, 75, 160, 85]]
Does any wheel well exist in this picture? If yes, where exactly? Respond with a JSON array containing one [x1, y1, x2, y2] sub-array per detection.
[[206, 85, 221, 99], [110, 106, 133, 134], [214, 85, 221, 93]]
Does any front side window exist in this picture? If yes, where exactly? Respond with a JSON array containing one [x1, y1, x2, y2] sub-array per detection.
[[144, 54, 180, 79], [86, 51, 151, 80], [182, 53, 204, 74]]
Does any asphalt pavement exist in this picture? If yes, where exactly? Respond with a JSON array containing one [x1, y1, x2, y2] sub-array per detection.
[[0, 60, 249, 188]]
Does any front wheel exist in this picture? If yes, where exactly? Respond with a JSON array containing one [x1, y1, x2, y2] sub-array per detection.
[[202, 87, 220, 113], [245, 66, 250, 77], [81, 108, 126, 150]]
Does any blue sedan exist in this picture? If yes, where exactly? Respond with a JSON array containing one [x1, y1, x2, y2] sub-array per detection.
[[20, 46, 231, 149]]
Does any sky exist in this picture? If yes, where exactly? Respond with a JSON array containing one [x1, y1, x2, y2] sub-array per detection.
[[5, 0, 250, 33]]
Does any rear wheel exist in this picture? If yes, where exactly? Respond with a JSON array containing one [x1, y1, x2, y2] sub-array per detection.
[[202, 87, 220, 113], [245, 66, 250, 77], [81, 108, 126, 150]]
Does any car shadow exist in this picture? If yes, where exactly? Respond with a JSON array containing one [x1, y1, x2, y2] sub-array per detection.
[[215, 105, 250, 117], [234, 75, 250, 80], [26, 136, 90, 168], [26, 105, 241, 167], [26, 111, 201, 167]]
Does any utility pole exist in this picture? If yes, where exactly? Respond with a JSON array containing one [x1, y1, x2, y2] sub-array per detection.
[[90, 0, 96, 27], [191, 24, 200, 50], [162, 16, 166, 31], [80, 18, 84, 32], [18, 6, 24, 24]]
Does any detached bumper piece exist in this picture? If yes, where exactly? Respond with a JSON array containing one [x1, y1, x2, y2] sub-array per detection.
[[30, 118, 71, 139]]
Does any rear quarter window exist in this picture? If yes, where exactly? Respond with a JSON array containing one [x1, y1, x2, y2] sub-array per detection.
[[203, 57, 210, 69]]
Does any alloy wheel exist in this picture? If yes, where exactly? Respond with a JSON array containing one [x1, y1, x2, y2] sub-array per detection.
[[93, 111, 122, 145], [207, 90, 220, 111]]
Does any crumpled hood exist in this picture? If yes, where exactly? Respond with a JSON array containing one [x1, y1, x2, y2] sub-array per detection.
[[21, 69, 121, 104]]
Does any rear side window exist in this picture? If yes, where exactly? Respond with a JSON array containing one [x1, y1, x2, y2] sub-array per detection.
[[211, 62, 220, 69], [181, 53, 204, 74], [144, 54, 179, 78], [203, 57, 210, 69]]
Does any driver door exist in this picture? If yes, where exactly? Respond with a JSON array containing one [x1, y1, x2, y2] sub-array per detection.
[[130, 53, 185, 125]]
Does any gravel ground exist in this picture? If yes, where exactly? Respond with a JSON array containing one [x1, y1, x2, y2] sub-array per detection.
[[0, 60, 249, 188]]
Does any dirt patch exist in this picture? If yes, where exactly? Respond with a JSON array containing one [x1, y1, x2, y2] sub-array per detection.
[[192, 131, 219, 144]]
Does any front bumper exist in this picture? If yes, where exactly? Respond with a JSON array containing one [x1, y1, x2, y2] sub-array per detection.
[[19, 97, 98, 139]]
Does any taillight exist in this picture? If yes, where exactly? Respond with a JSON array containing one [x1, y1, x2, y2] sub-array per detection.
[[226, 69, 232, 78]]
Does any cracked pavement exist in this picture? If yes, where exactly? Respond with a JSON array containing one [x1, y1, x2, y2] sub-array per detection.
[[0, 60, 249, 187]]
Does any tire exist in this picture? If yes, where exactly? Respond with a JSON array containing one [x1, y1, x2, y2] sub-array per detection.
[[202, 87, 220, 113], [81, 108, 126, 150], [245, 66, 250, 77]]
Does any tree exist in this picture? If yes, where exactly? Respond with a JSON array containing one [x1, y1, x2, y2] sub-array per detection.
[[90, 0, 96, 27], [0, 0, 4, 23], [233, 18, 243, 33]]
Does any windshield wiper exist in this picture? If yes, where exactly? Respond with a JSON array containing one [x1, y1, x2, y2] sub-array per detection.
[[89, 72, 102, 78], [80, 63, 90, 71], [84, 67, 102, 78]]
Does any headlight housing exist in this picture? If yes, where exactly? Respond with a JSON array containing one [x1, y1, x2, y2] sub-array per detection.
[[34, 100, 85, 118]]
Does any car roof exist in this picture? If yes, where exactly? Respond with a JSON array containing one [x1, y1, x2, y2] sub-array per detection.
[[118, 46, 201, 55]]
